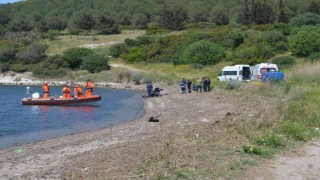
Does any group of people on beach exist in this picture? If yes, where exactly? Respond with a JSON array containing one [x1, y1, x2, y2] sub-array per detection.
[[41, 79, 94, 99], [180, 77, 211, 94]]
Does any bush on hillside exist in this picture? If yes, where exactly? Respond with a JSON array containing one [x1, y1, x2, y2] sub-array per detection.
[[272, 56, 296, 68], [146, 24, 170, 35], [288, 13, 320, 27], [16, 44, 47, 64], [109, 43, 128, 58], [11, 63, 28, 72], [62, 47, 94, 69], [33, 55, 69, 77], [181, 40, 225, 65], [263, 30, 284, 43], [80, 53, 110, 73], [288, 26, 320, 56], [121, 46, 147, 63], [0, 45, 17, 63], [257, 42, 275, 59], [307, 52, 320, 62], [227, 28, 245, 48]]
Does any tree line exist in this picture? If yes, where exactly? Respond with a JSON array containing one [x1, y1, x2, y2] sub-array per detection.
[[1, 0, 320, 77], [0, 0, 320, 35]]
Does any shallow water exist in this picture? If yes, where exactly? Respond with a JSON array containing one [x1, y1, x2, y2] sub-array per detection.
[[0, 85, 144, 149]]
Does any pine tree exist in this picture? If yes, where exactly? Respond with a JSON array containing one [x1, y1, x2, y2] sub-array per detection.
[[278, 0, 288, 23]]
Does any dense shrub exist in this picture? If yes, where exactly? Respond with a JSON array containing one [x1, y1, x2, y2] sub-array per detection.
[[81, 54, 110, 73], [109, 43, 128, 58], [272, 56, 296, 68], [307, 52, 320, 62], [257, 42, 275, 59], [16, 44, 47, 64], [227, 28, 245, 48], [0, 62, 10, 72], [288, 26, 320, 56], [45, 30, 60, 41], [33, 55, 69, 77], [135, 36, 153, 46], [263, 30, 284, 43], [146, 24, 170, 35], [122, 46, 147, 63], [62, 48, 94, 69], [181, 40, 225, 65], [289, 13, 320, 27], [10, 63, 28, 73], [235, 45, 259, 60], [0, 45, 17, 63], [270, 23, 291, 35]]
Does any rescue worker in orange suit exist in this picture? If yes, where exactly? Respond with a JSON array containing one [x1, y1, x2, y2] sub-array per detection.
[[74, 84, 83, 97], [62, 84, 71, 98], [42, 82, 49, 99], [84, 79, 93, 96]]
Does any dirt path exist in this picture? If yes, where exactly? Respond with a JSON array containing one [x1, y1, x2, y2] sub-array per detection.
[[246, 139, 320, 179]]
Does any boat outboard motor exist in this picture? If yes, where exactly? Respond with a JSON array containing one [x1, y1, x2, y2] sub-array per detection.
[[26, 87, 32, 98], [32, 92, 40, 98]]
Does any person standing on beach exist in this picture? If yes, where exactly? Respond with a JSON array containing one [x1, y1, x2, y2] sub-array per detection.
[[84, 79, 93, 96], [196, 78, 202, 93], [42, 82, 49, 99], [147, 82, 153, 97], [62, 84, 71, 98], [203, 77, 208, 92], [180, 78, 187, 94], [74, 84, 83, 97], [187, 79, 192, 93], [207, 76, 211, 92]]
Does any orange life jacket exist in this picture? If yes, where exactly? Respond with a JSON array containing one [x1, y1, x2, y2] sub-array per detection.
[[84, 81, 93, 91], [74, 85, 83, 97]]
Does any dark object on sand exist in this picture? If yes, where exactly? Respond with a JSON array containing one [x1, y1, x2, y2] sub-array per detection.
[[148, 114, 162, 122], [150, 87, 163, 97]]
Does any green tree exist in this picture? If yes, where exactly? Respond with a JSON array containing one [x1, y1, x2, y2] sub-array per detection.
[[252, 1, 275, 24], [46, 29, 60, 41], [109, 43, 128, 58], [228, 28, 245, 48], [70, 11, 95, 34], [182, 40, 225, 65], [132, 13, 149, 29], [307, 0, 320, 15], [33, 55, 69, 77], [46, 16, 66, 31], [238, 0, 251, 24], [209, 6, 230, 25], [288, 13, 320, 27], [95, 14, 120, 35], [159, 5, 188, 30], [81, 54, 110, 73], [16, 44, 47, 64], [278, 0, 288, 23], [8, 18, 32, 32], [62, 48, 94, 69], [288, 26, 320, 56], [0, 11, 10, 25]]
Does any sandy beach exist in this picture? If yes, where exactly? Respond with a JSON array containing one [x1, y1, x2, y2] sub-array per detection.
[[1, 72, 320, 179]]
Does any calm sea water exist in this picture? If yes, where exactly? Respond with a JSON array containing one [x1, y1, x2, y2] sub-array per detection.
[[0, 85, 144, 149]]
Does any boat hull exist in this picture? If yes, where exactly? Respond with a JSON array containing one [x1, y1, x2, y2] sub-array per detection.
[[21, 95, 102, 105]]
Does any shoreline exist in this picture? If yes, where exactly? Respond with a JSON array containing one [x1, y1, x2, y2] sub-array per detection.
[[0, 71, 146, 90], [0, 85, 154, 179]]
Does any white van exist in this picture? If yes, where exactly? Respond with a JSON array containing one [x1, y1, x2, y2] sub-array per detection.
[[217, 64, 251, 81], [251, 63, 278, 80]]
